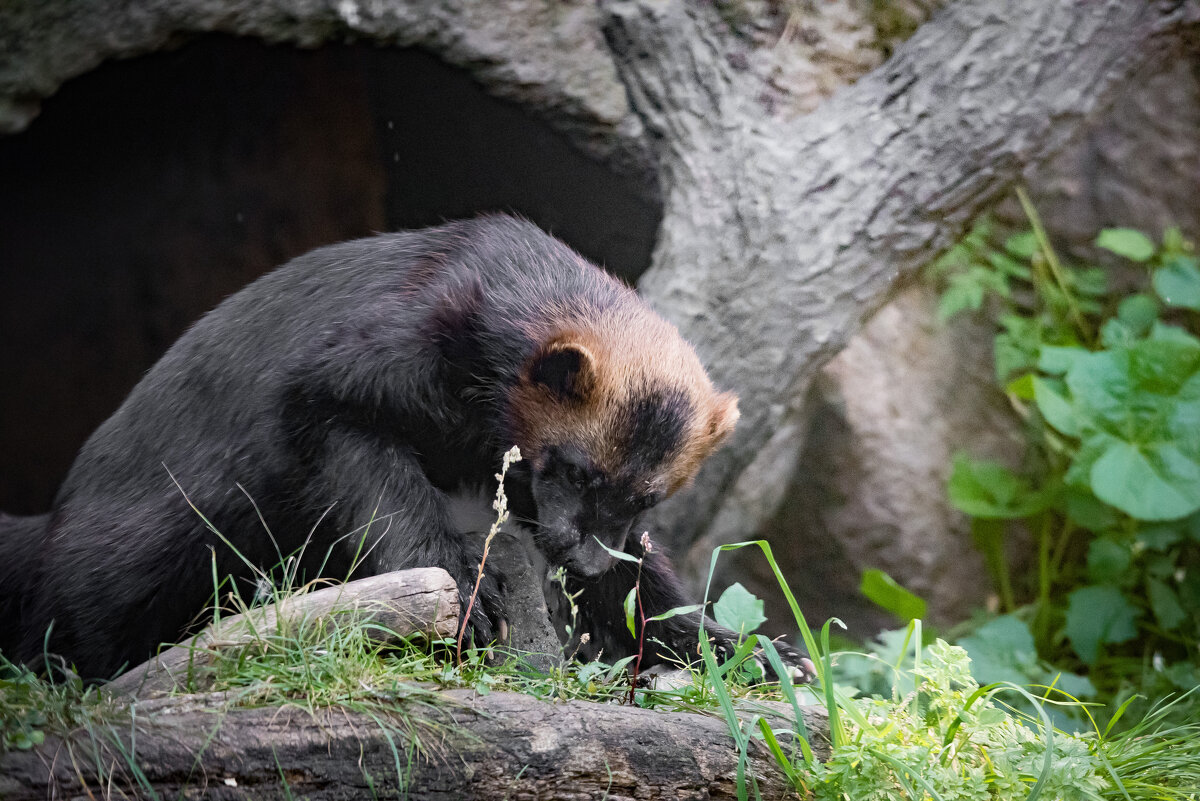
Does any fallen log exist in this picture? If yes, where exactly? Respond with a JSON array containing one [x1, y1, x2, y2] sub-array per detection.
[[106, 566, 460, 698], [0, 689, 827, 800]]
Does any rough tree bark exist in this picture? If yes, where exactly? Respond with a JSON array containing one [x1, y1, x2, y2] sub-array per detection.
[[615, 0, 1200, 559], [0, 690, 827, 799]]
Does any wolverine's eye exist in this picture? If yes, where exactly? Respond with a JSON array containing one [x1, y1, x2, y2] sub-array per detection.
[[635, 494, 660, 511], [565, 463, 588, 490]]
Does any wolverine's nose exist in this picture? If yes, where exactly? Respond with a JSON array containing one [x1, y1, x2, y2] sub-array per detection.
[[567, 548, 616, 578]]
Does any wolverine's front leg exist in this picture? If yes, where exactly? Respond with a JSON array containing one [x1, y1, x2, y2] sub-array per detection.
[[302, 426, 505, 645]]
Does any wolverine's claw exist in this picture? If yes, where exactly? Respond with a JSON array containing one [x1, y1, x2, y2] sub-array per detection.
[[791, 658, 817, 684]]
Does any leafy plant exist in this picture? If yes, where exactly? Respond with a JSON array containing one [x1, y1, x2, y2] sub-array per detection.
[[699, 545, 1200, 801], [931, 193, 1200, 723], [457, 444, 522, 663]]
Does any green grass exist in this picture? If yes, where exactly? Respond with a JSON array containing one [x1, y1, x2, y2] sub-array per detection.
[[695, 539, 1200, 801], [5, 545, 1200, 801], [5, 461, 1200, 801]]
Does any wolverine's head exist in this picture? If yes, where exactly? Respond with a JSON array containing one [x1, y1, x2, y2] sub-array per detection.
[[507, 306, 738, 577]]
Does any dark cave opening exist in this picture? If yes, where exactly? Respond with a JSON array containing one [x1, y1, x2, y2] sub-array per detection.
[[0, 35, 661, 514]]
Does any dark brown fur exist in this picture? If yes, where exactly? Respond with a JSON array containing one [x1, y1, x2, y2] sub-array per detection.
[[0, 215, 807, 681]]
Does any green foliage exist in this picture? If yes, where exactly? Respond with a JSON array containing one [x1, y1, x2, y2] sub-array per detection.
[[0, 663, 49, 750], [958, 615, 1094, 702], [860, 568, 928, 622], [1064, 586, 1139, 665], [930, 197, 1200, 725], [1095, 228, 1155, 262], [0, 657, 111, 754], [696, 547, 1200, 801], [713, 581, 767, 635], [10, 533, 1200, 801]]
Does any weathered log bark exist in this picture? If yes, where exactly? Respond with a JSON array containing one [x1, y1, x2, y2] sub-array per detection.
[[106, 567, 459, 698], [0, 690, 827, 800]]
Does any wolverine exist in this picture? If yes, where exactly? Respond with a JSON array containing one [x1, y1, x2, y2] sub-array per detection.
[[0, 215, 809, 681]]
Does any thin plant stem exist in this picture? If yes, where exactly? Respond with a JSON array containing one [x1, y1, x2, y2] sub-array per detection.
[[1035, 511, 1053, 650], [1017, 186, 1093, 343], [456, 446, 522, 664], [628, 559, 646, 706]]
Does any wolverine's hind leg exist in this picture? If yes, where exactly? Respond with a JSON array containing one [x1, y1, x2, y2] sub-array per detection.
[[303, 426, 505, 645]]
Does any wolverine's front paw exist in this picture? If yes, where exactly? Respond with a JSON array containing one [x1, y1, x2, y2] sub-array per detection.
[[766, 638, 817, 684], [707, 631, 816, 685]]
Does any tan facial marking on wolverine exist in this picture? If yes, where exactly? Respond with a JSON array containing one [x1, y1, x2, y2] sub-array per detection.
[[508, 287, 739, 492]]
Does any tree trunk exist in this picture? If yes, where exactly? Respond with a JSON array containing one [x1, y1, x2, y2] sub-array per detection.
[[0, 690, 827, 800], [611, 0, 1200, 556]]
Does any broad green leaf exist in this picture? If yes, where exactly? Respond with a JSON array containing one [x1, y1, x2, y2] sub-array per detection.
[[1065, 338, 1200, 440], [1147, 577, 1187, 630], [1118, 293, 1160, 332], [1096, 228, 1155, 262], [1041, 670, 1096, 700], [1086, 539, 1130, 584], [1038, 345, 1087, 376], [1065, 434, 1115, 490], [1128, 338, 1200, 392], [712, 583, 766, 634], [1033, 377, 1079, 437], [1153, 254, 1200, 311], [1054, 338, 1200, 520], [1005, 230, 1038, 259], [958, 615, 1038, 687], [937, 281, 983, 322], [859, 569, 927, 622], [623, 587, 637, 638], [1006, 373, 1036, 401], [1150, 321, 1200, 345], [1136, 524, 1183, 551], [1186, 511, 1200, 542], [1181, 574, 1200, 609], [994, 331, 1037, 382], [1064, 350, 1131, 427], [1100, 318, 1139, 349], [948, 455, 1056, 518], [1065, 585, 1140, 665], [988, 250, 1032, 280], [1101, 294, 1159, 347], [1064, 489, 1119, 531], [1090, 441, 1200, 521]]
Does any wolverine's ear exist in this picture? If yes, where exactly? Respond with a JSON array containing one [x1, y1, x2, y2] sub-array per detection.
[[528, 341, 597, 402], [707, 392, 739, 447]]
